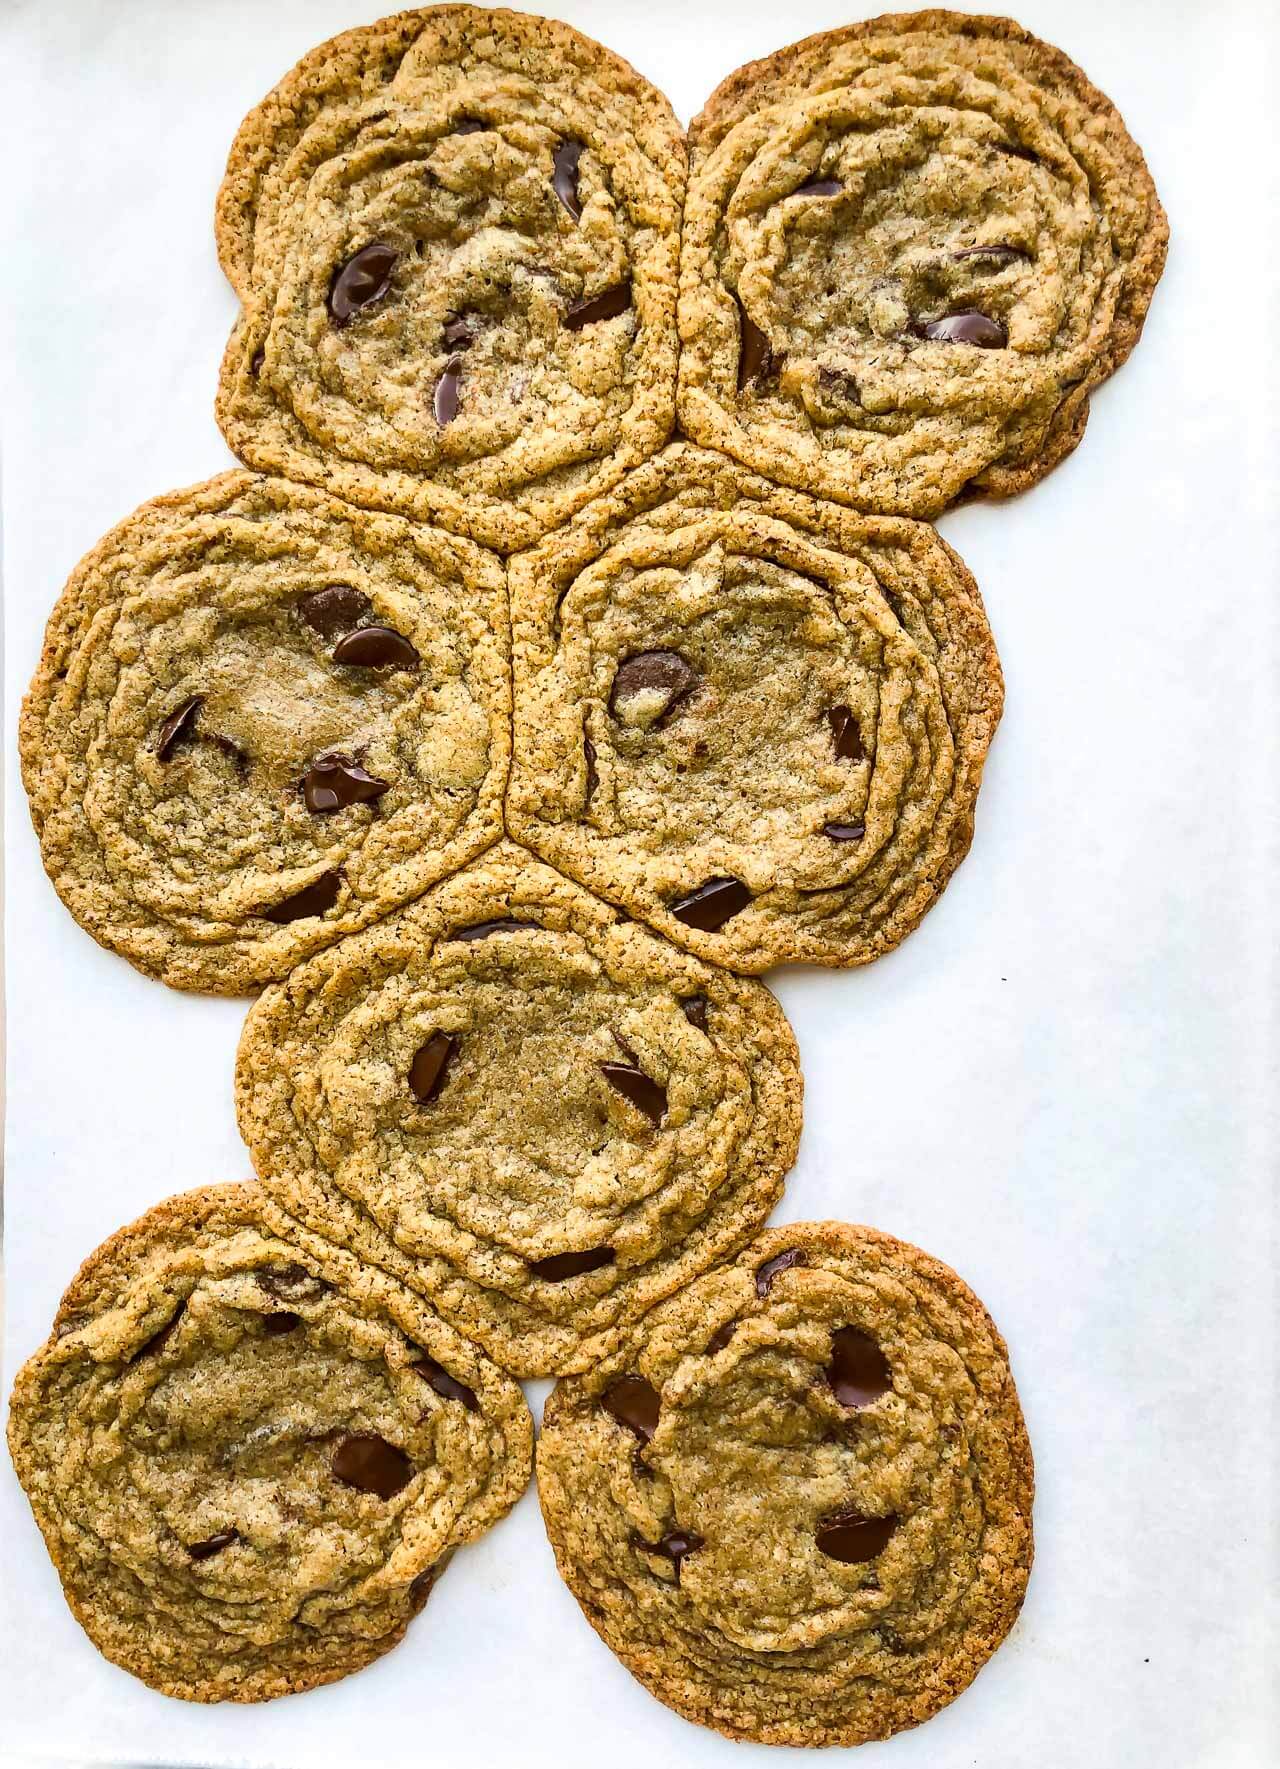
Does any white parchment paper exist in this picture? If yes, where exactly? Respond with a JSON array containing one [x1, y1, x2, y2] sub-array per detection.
[[2, 2, 1277, 1765]]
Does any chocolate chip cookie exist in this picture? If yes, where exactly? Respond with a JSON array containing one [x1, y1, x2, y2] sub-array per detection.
[[235, 841, 801, 1376], [20, 472, 509, 994], [538, 1220, 1033, 1746], [215, 6, 684, 553], [677, 10, 1167, 516], [507, 443, 1001, 972], [6, 1183, 532, 1702]]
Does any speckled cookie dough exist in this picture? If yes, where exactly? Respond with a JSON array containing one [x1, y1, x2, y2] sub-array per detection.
[[677, 10, 1167, 516], [507, 443, 1002, 972], [235, 840, 802, 1376], [6, 1184, 532, 1703], [538, 1219, 1033, 1747], [20, 472, 509, 995], [215, 6, 684, 553]]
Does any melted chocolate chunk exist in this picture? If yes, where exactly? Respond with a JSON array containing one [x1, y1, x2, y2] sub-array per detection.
[[755, 1247, 805, 1297], [602, 1375, 661, 1441], [442, 315, 476, 351], [299, 584, 372, 638], [331, 625, 419, 670], [583, 735, 598, 809], [823, 821, 866, 842], [564, 279, 632, 330], [818, 365, 861, 404], [609, 650, 699, 726], [601, 1062, 666, 1126], [794, 177, 843, 197], [256, 1264, 328, 1303], [681, 995, 709, 1033], [262, 870, 342, 924], [302, 754, 390, 814], [669, 877, 752, 932], [826, 704, 864, 762], [250, 348, 265, 378], [187, 1529, 239, 1561], [635, 1529, 704, 1582], [328, 242, 398, 327], [450, 918, 537, 942], [530, 1246, 615, 1282], [736, 298, 775, 391], [408, 1564, 440, 1610], [952, 245, 1029, 263], [130, 1300, 186, 1362], [412, 1353, 479, 1412], [553, 138, 584, 220], [915, 310, 1007, 348], [705, 1320, 737, 1354], [155, 696, 202, 762], [815, 1508, 898, 1563], [331, 1433, 414, 1500], [826, 1327, 892, 1408], [262, 1312, 301, 1336], [410, 1032, 456, 1105], [433, 355, 464, 426]]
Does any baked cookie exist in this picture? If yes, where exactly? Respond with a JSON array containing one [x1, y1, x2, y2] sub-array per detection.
[[235, 841, 801, 1376], [678, 10, 1168, 516], [6, 1184, 532, 1703], [507, 444, 1001, 972], [20, 472, 509, 994], [538, 1221, 1033, 1746], [215, 6, 684, 553]]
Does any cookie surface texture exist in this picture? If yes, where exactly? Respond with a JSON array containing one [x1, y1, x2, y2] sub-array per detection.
[[216, 5, 684, 552], [507, 443, 1002, 972], [537, 1220, 1033, 1746], [6, 1183, 532, 1702], [20, 472, 509, 994], [235, 841, 802, 1375], [677, 10, 1168, 515]]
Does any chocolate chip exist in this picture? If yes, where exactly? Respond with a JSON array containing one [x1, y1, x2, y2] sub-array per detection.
[[609, 650, 698, 727], [755, 1248, 805, 1297], [914, 310, 1007, 348], [553, 138, 584, 220], [450, 918, 537, 942], [564, 279, 632, 330], [328, 242, 398, 327], [452, 117, 486, 135], [433, 355, 464, 426], [736, 298, 775, 391], [262, 1312, 301, 1336], [302, 754, 390, 814], [601, 1062, 666, 1126], [155, 696, 202, 762], [815, 1509, 898, 1563], [187, 1529, 239, 1561], [794, 177, 842, 197], [826, 704, 863, 762], [529, 1247, 615, 1281], [823, 821, 865, 842], [826, 1327, 892, 1408], [331, 626, 419, 670], [261, 869, 342, 924], [669, 878, 752, 932], [681, 996, 709, 1033], [818, 365, 861, 404], [705, 1320, 737, 1354], [331, 1433, 414, 1499], [635, 1529, 704, 1582], [130, 1300, 186, 1363], [256, 1264, 328, 1302], [250, 349, 265, 377], [409, 1032, 456, 1105], [299, 584, 372, 638], [442, 315, 475, 351], [408, 1564, 440, 1610], [952, 245, 1029, 263], [583, 735, 598, 808], [602, 1375, 660, 1441], [412, 1353, 479, 1412]]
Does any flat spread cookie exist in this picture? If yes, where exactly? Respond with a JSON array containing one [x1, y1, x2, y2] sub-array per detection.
[[538, 1220, 1033, 1746], [235, 841, 801, 1376], [20, 472, 509, 994], [507, 444, 1002, 972], [215, 6, 684, 552], [677, 10, 1167, 516], [6, 1184, 532, 1703]]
